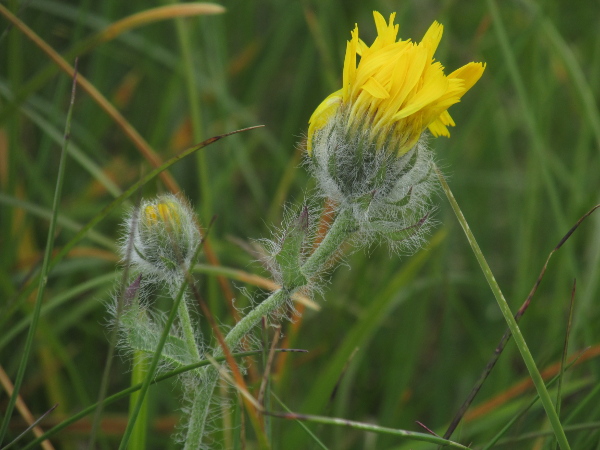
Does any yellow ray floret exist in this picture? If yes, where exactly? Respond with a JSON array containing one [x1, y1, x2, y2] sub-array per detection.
[[144, 202, 181, 226], [308, 11, 485, 156]]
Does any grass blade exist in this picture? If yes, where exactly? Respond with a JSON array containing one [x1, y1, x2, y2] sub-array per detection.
[[0, 60, 79, 446], [1, 126, 262, 330], [20, 350, 301, 450], [264, 410, 470, 449], [436, 165, 571, 449], [443, 204, 600, 441]]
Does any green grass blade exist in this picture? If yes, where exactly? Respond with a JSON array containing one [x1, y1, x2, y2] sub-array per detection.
[[20, 350, 276, 450], [436, 166, 570, 450], [0, 61, 79, 445], [266, 410, 470, 449], [482, 354, 582, 450], [271, 392, 329, 450]]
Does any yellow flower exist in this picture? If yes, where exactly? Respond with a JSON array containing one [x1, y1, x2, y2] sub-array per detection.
[[307, 11, 485, 156]]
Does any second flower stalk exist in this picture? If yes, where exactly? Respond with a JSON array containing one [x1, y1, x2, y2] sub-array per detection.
[[118, 194, 361, 449], [181, 202, 359, 449]]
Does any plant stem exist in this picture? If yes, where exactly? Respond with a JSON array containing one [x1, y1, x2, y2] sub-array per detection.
[[301, 207, 356, 279], [184, 206, 357, 447], [183, 371, 219, 450], [177, 292, 201, 362], [175, 287, 208, 450], [129, 351, 148, 450], [22, 350, 272, 450], [436, 167, 571, 450], [222, 289, 288, 353], [184, 289, 289, 448], [119, 275, 194, 450]]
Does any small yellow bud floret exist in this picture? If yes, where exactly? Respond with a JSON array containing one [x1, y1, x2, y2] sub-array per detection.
[[144, 202, 181, 227]]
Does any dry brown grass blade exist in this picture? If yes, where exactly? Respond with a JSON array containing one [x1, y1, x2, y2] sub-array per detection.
[[204, 355, 263, 412], [95, 4, 225, 43], [0, 4, 178, 192], [15, 247, 118, 269], [0, 3, 241, 308], [0, 365, 55, 450], [194, 264, 319, 311], [464, 344, 600, 422]]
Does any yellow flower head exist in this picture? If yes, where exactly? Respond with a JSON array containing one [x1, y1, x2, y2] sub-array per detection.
[[307, 11, 485, 156], [305, 12, 485, 252]]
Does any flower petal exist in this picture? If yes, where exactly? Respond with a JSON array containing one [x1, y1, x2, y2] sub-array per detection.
[[362, 76, 390, 99]]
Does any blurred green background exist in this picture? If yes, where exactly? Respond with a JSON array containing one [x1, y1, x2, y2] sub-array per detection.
[[1, 0, 599, 448]]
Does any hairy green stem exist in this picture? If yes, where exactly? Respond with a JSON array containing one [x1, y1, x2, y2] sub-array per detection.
[[184, 206, 357, 447], [301, 207, 356, 279], [184, 289, 289, 448], [177, 292, 202, 362], [119, 273, 194, 450], [177, 287, 210, 450], [222, 289, 289, 353], [184, 371, 220, 450], [129, 351, 148, 450]]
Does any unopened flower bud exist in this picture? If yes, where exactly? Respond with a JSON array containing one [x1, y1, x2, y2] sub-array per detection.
[[122, 194, 200, 280]]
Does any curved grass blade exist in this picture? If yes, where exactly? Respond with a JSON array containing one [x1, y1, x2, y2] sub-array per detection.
[[1, 126, 262, 329], [94, 3, 224, 43], [436, 165, 571, 450], [192, 263, 320, 311]]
